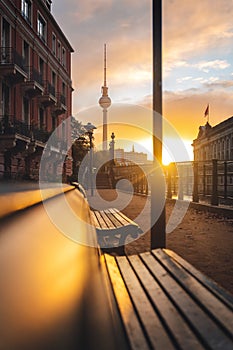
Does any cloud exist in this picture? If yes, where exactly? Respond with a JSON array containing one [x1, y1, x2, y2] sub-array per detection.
[[195, 60, 230, 73], [52, 0, 233, 146], [176, 76, 193, 84], [204, 80, 233, 89]]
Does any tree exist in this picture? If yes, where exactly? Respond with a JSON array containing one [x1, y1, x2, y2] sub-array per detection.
[[72, 135, 90, 180]]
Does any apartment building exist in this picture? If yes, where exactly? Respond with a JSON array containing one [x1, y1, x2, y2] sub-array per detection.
[[0, 0, 74, 181]]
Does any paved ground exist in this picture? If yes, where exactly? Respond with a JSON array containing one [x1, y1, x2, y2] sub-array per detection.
[[87, 189, 233, 295]]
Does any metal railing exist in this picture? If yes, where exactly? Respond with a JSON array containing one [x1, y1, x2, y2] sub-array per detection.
[[59, 93, 66, 106], [45, 81, 56, 97], [27, 66, 43, 86], [0, 115, 51, 143], [0, 47, 26, 71]]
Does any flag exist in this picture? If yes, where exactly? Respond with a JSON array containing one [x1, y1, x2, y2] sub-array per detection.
[[204, 104, 209, 117]]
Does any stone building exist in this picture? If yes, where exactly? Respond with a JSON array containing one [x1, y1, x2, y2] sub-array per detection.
[[115, 146, 149, 165], [0, 0, 74, 181], [192, 116, 233, 161]]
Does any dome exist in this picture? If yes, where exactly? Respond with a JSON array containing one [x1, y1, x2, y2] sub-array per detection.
[[99, 95, 111, 109]]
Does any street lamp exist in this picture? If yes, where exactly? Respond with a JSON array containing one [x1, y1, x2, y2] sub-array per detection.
[[151, 0, 166, 248], [109, 132, 115, 162], [84, 122, 96, 196]]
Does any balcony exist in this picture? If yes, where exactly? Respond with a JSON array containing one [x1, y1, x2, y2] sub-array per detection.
[[0, 115, 52, 145], [0, 47, 27, 84], [52, 93, 67, 115], [38, 81, 57, 107], [21, 67, 44, 97]]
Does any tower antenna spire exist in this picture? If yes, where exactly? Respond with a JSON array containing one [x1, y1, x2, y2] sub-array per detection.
[[104, 43, 107, 87], [99, 44, 111, 151]]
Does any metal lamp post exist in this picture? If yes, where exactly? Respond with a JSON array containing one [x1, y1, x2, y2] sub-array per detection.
[[151, 0, 166, 248], [84, 122, 96, 196], [110, 132, 115, 162]]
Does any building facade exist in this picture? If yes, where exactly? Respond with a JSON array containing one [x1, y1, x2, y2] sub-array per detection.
[[192, 117, 233, 161], [115, 147, 149, 165], [0, 0, 73, 181]]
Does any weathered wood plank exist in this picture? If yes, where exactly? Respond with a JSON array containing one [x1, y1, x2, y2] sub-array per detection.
[[107, 208, 134, 226], [164, 249, 233, 309], [153, 249, 233, 338], [104, 254, 150, 350], [110, 208, 139, 228], [91, 211, 100, 228], [104, 210, 123, 228], [93, 210, 109, 229], [128, 254, 205, 350], [141, 251, 233, 350], [116, 255, 175, 350], [100, 210, 117, 229]]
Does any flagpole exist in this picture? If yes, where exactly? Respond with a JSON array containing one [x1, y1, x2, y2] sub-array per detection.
[[208, 104, 210, 124]]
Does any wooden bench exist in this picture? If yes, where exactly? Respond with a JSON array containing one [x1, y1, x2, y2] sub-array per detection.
[[1, 185, 233, 349], [91, 207, 143, 254], [102, 248, 233, 350]]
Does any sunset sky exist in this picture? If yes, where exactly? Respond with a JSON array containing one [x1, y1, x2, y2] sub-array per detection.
[[53, 0, 233, 162]]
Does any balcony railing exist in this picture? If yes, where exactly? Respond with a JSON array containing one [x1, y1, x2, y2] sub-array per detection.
[[0, 115, 31, 137], [59, 93, 66, 106], [44, 80, 56, 97], [28, 66, 43, 86], [0, 115, 51, 143], [0, 47, 26, 71], [33, 128, 52, 143]]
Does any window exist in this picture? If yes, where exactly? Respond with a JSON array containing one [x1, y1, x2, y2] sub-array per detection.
[[62, 47, 66, 67], [39, 57, 44, 80], [39, 108, 44, 129], [62, 82, 66, 96], [37, 13, 46, 42], [21, 0, 32, 24], [57, 41, 61, 61], [52, 71, 56, 89], [23, 97, 30, 125], [2, 18, 10, 48], [23, 41, 30, 68], [52, 33, 56, 55], [52, 116, 56, 130]]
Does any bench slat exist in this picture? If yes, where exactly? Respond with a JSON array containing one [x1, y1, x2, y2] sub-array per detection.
[[128, 254, 205, 350], [93, 210, 109, 229], [107, 208, 135, 226], [91, 211, 100, 228], [164, 249, 233, 309], [141, 251, 233, 350], [109, 208, 139, 228], [104, 254, 150, 350], [100, 210, 118, 229], [103, 210, 124, 228], [153, 249, 233, 337], [116, 255, 175, 350]]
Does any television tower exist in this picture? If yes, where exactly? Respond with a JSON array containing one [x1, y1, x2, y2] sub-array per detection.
[[99, 44, 111, 151]]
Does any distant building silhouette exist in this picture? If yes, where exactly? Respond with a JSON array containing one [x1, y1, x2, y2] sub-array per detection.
[[115, 146, 149, 165], [192, 117, 233, 161], [0, 0, 73, 181]]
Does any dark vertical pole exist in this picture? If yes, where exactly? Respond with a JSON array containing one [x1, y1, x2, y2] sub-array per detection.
[[211, 159, 218, 206], [167, 166, 172, 199], [193, 161, 199, 203], [224, 161, 227, 200], [151, 0, 166, 249], [203, 164, 206, 197]]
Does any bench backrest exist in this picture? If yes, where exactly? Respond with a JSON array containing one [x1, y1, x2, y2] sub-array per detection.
[[0, 186, 126, 349]]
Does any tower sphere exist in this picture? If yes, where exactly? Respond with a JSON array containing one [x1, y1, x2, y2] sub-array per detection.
[[99, 95, 111, 109]]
